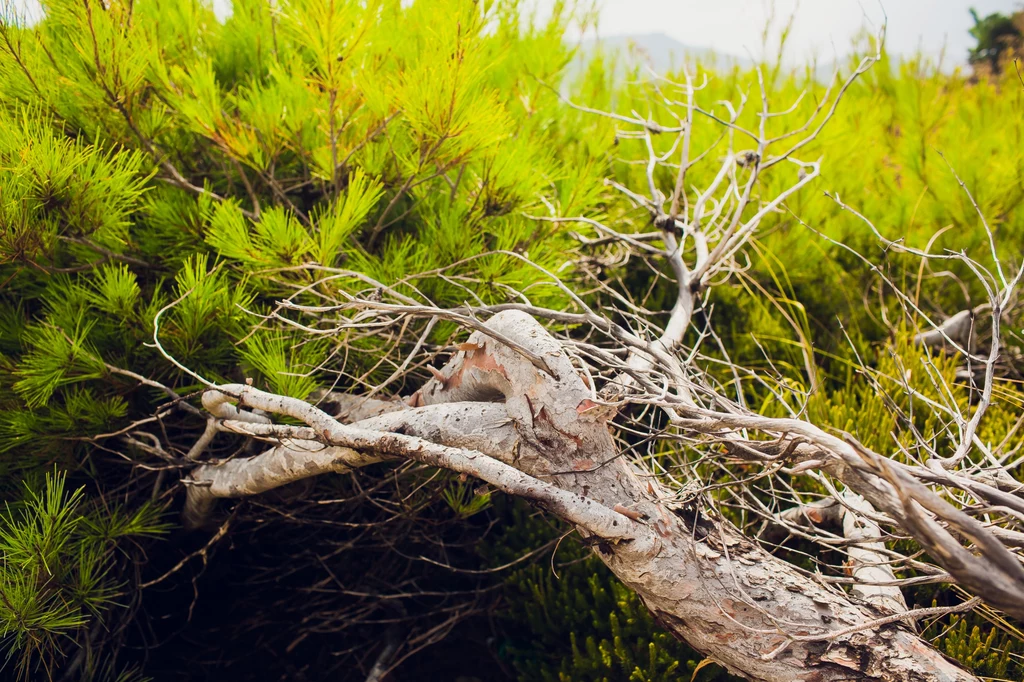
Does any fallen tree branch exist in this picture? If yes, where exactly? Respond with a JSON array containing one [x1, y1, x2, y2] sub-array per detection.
[[183, 311, 978, 681]]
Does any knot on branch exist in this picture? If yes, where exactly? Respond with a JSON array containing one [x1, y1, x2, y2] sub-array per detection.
[[653, 214, 682, 235], [735, 150, 760, 168]]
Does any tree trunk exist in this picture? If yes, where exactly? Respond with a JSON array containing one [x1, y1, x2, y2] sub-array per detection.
[[188, 310, 976, 682]]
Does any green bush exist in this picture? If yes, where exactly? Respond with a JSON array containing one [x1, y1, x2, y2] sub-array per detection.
[[0, 0, 610, 675]]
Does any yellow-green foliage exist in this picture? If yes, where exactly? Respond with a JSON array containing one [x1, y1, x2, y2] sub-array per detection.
[[593, 46, 1024, 481], [0, 1, 617, 676], [938, 613, 1018, 679], [0, 0, 1023, 678], [595, 49, 1024, 374], [0, 0, 614, 443]]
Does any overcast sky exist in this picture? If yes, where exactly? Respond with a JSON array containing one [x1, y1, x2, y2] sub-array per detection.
[[15, 0, 1024, 66], [565, 0, 1023, 66]]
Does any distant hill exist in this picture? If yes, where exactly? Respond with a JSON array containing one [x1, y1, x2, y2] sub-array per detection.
[[574, 32, 751, 76], [570, 32, 840, 82]]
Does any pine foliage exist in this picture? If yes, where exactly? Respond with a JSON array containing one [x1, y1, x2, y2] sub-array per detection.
[[0, 472, 164, 680], [0, 0, 609, 675]]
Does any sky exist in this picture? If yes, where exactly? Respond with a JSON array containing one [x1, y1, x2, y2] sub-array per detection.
[[561, 0, 1023, 66], [14, 0, 1024, 66]]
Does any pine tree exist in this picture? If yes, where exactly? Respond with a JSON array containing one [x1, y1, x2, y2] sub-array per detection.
[[0, 0, 610, 676]]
